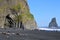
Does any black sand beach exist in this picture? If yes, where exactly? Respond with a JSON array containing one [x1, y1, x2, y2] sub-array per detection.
[[0, 28, 60, 40]]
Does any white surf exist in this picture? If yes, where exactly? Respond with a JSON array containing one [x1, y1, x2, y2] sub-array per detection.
[[38, 28, 60, 31]]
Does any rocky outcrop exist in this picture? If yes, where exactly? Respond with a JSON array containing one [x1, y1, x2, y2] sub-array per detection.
[[48, 17, 58, 28], [0, 0, 37, 30]]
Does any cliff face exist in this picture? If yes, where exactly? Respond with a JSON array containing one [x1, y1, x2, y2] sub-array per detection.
[[0, 0, 37, 30]]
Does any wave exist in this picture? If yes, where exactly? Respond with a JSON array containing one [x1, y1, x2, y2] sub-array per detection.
[[38, 28, 60, 31]]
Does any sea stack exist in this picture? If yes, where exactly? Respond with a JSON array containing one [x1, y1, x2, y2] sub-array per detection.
[[49, 17, 58, 28]]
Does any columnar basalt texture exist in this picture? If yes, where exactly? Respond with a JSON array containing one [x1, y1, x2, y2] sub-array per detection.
[[0, 0, 37, 30]]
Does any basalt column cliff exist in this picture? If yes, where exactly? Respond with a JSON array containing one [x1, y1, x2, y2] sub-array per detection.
[[0, 0, 37, 30]]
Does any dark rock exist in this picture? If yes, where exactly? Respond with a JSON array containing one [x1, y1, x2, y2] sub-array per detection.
[[20, 21, 24, 30], [49, 17, 58, 28], [16, 33, 20, 36], [4, 14, 15, 28]]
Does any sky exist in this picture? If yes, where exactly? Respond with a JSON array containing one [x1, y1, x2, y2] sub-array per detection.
[[27, 0, 60, 28]]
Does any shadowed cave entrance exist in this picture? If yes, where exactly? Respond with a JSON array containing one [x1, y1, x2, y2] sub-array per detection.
[[4, 14, 24, 29]]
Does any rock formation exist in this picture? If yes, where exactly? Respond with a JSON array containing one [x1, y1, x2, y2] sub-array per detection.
[[0, 0, 37, 30], [48, 17, 58, 28]]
